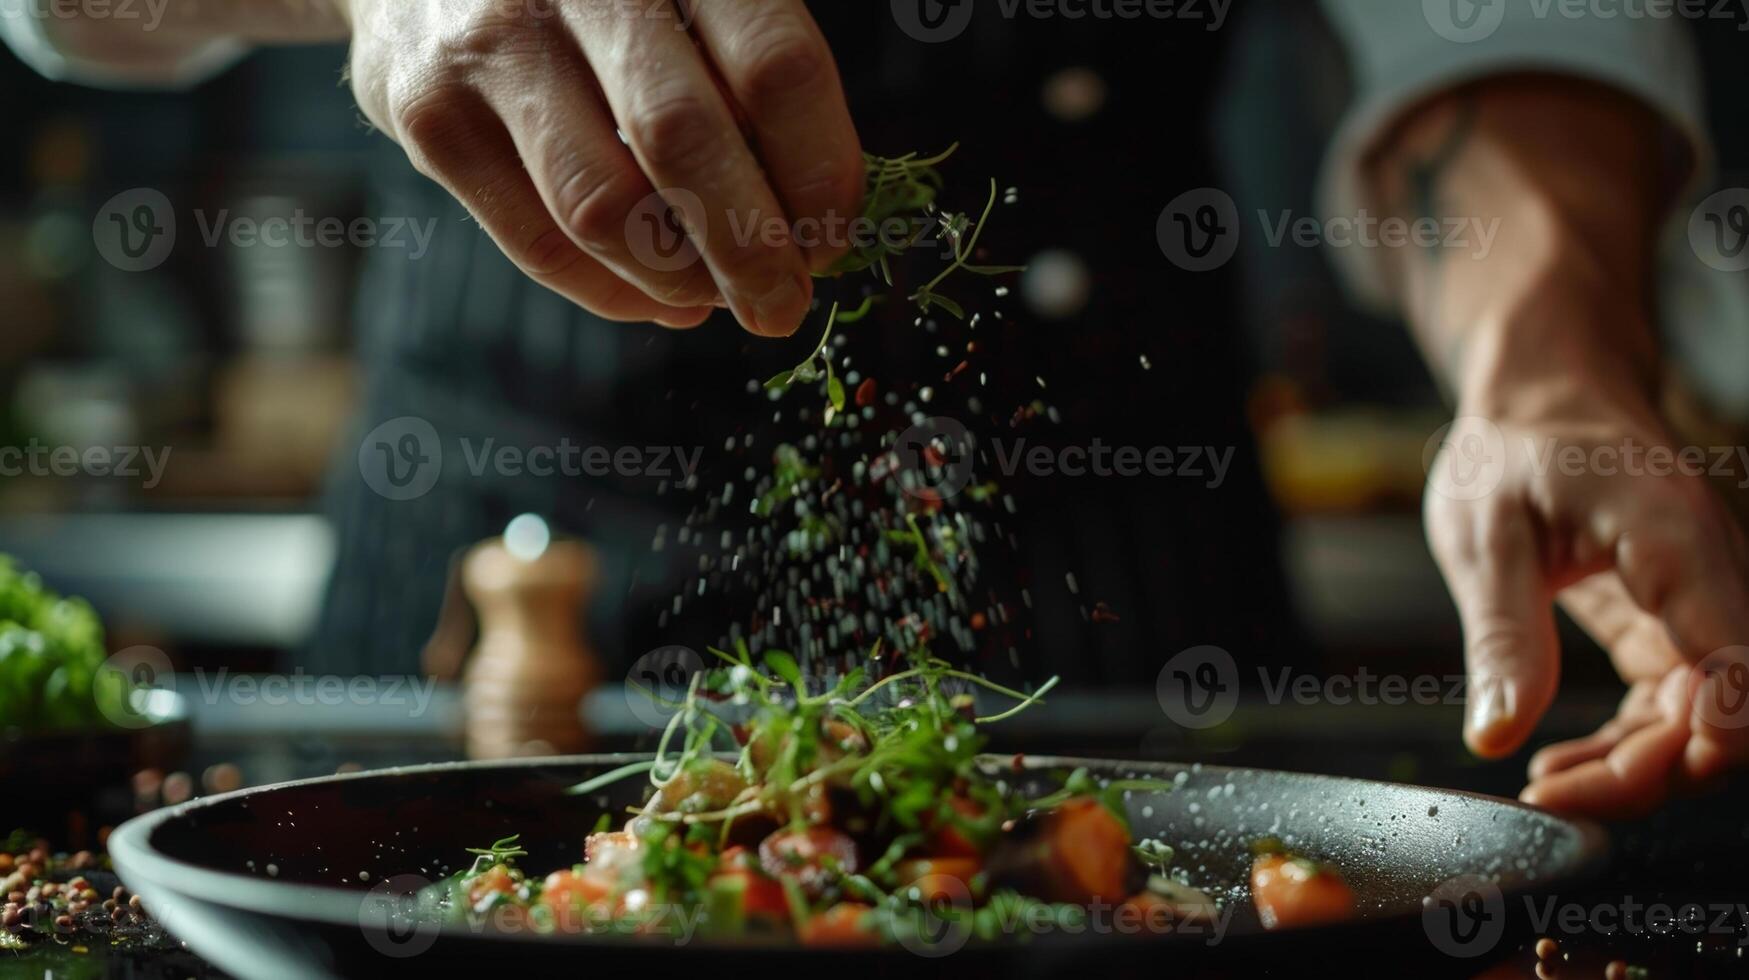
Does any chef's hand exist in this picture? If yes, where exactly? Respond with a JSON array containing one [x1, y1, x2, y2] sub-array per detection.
[[340, 0, 862, 335], [1424, 370, 1749, 818], [1365, 76, 1749, 818]]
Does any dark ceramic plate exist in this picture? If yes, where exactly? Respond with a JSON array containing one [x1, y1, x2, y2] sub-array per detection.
[[108, 755, 1606, 979]]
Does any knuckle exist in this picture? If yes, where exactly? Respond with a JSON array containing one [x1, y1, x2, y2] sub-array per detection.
[[449, 12, 552, 60], [786, 152, 864, 217], [1473, 506, 1522, 559], [555, 163, 641, 251], [392, 82, 479, 157], [738, 18, 827, 101], [1618, 528, 1689, 596], [519, 226, 581, 278], [626, 93, 722, 172]]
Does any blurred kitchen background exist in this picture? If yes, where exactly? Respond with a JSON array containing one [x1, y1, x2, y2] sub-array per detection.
[[3, 7, 1749, 776]]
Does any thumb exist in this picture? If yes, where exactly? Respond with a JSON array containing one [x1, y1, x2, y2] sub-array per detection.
[[1428, 499, 1561, 757]]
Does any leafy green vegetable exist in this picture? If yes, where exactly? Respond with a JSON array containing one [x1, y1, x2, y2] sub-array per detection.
[[0, 556, 129, 732]]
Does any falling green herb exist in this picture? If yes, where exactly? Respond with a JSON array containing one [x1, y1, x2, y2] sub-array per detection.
[[769, 145, 1023, 423]]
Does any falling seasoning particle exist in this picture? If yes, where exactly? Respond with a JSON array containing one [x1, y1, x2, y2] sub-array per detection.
[[994, 286, 1009, 298], [1065, 572, 1080, 594], [1140, 354, 1153, 370]]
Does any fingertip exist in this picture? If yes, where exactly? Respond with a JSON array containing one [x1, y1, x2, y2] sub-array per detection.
[[1683, 736, 1729, 783], [741, 271, 812, 338], [1465, 722, 1524, 760], [1526, 747, 1556, 781], [654, 306, 714, 330], [1465, 677, 1533, 759]]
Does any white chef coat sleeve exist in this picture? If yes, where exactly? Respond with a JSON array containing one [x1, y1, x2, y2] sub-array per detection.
[[0, 0, 245, 89], [1315, 1, 1710, 308]]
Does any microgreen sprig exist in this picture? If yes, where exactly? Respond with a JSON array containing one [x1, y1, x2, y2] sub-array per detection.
[[766, 145, 1022, 422]]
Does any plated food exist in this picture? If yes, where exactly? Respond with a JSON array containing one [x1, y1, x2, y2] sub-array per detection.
[[421, 646, 1351, 946]]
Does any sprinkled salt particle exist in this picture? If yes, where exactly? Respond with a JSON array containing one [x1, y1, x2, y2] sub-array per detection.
[[266, 864, 279, 877]]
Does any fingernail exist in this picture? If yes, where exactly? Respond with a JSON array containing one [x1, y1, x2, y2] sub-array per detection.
[[751, 274, 808, 337], [1469, 676, 1515, 750]]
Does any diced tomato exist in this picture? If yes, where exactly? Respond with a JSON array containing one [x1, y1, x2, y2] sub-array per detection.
[[466, 864, 517, 908], [1250, 853, 1355, 930], [541, 869, 612, 932], [893, 857, 980, 902], [799, 903, 877, 947], [927, 797, 987, 857], [759, 827, 858, 897], [710, 849, 791, 921], [1043, 798, 1132, 902]]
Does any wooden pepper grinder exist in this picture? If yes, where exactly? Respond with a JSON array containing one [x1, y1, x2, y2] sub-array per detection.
[[459, 516, 602, 759]]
